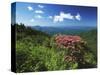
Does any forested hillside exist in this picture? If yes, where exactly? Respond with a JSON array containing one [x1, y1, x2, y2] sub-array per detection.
[[79, 29, 97, 60], [14, 24, 97, 72]]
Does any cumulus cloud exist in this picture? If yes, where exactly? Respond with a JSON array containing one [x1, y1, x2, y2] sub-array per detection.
[[60, 12, 74, 20], [75, 13, 81, 21], [54, 15, 63, 22], [48, 16, 53, 19], [35, 10, 44, 14], [30, 19, 34, 22], [35, 15, 42, 19], [54, 12, 74, 23], [27, 6, 33, 11], [38, 5, 44, 8]]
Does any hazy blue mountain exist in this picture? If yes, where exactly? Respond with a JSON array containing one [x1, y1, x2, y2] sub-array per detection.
[[30, 26, 96, 35]]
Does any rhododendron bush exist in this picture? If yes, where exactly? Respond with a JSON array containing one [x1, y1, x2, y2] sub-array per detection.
[[50, 34, 96, 68]]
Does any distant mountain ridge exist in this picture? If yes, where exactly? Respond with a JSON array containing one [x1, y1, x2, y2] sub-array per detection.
[[30, 26, 96, 35]]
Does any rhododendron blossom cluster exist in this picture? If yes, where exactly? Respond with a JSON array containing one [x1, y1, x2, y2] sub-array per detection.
[[55, 34, 85, 50], [54, 34, 86, 62]]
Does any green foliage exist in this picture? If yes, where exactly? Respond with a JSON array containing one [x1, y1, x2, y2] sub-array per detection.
[[15, 24, 97, 72], [84, 52, 96, 66], [79, 29, 97, 64]]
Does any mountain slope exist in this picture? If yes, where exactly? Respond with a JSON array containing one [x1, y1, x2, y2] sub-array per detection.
[[14, 24, 50, 40], [79, 29, 97, 57]]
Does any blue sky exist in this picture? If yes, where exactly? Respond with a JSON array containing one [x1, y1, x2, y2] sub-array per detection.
[[12, 2, 97, 27]]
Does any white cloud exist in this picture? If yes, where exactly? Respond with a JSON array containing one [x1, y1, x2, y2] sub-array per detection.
[[61, 12, 74, 20], [54, 15, 63, 22], [53, 12, 74, 23], [38, 5, 44, 8], [35, 15, 42, 19], [48, 16, 53, 19], [27, 6, 33, 11], [30, 19, 34, 22], [35, 10, 44, 14], [75, 13, 81, 21]]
